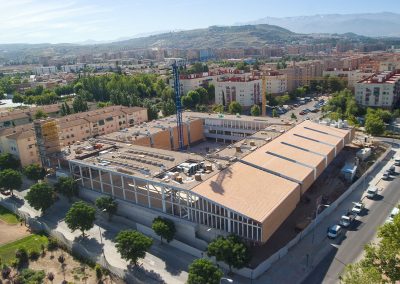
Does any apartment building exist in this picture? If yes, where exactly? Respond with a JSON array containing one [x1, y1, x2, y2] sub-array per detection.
[[0, 124, 40, 166], [0, 106, 148, 166], [215, 77, 262, 108], [33, 66, 57, 75], [355, 70, 400, 108], [323, 68, 373, 88], [264, 71, 287, 95], [58, 106, 148, 146], [0, 104, 64, 129]]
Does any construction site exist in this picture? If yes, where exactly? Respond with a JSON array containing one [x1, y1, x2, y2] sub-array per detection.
[[34, 109, 356, 247]]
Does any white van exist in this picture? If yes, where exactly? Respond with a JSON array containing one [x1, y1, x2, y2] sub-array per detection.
[[387, 207, 400, 223], [395, 157, 400, 166], [366, 186, 378, 199]]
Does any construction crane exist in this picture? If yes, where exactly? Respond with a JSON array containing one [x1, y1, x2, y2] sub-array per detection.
[[169, 58, 185, 150]]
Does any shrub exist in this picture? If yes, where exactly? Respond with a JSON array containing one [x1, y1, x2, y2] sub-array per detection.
[[9, 259, 19, 269], [95, 264, 103, 279], [28, 249, 40, 260], [47, 237, 58, 251], [1, 265, 11, 279], [16, 269, 45, 284], [15, 248, 28, 265]]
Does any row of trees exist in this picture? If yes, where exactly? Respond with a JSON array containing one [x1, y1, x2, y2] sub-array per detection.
[[187, 234, 251, 283]]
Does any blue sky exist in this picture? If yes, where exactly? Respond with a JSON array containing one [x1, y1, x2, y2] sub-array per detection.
[[0, 0, 399, 44]]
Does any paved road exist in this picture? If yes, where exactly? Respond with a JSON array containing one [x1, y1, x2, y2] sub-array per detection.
[[303, 150, 400, 284]]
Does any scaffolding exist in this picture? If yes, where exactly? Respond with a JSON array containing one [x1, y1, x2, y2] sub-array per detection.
[[34, 119, 62, 166]]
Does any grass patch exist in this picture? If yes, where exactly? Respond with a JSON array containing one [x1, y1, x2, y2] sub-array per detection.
[[0, 205, 19, 224], [0, 234, 48, 264]]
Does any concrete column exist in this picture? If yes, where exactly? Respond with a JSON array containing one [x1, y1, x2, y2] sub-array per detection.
[[99, 170, 104, 193], [78, 166, 84, 186], [227, 209, 232, 233], [146, 181, 151, 208], [121, 176, 126, 200], [88, 167, 93, 190], [133, 178, 138, 204], [161, 186, 166, 213], [109, 172, 114, 196]]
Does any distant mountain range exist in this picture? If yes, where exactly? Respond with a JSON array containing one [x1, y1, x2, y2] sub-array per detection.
[[235, 12, 400, 37]]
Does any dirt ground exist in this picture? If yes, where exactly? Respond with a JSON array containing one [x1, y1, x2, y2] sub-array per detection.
[[0, 220, 30, 246], [27, 249, 124, 284], [249, 144, 381, 266]]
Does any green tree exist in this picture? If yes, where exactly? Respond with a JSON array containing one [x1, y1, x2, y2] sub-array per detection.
[[65, 201, 96, 237], [54, 176, 79, 201], [187, 259, 223, 284], [272, 108, 278, 118], [25, 182, 54, 213], [196, 87, 209, 105], [340, 263, 382, 284], [291, 112, 297, 120], [161, 99, 176, 117], [152, 217, 176, 243], [115, 230, 153, 266], [0, 153, 20, 170], [0, 169, 22, 195], [95, 196, 118, 220], [228, 101, 242, 114], [365, 112, 385, 136], [250, 105, 261, 116], [212, 104, 224, 113], [12, 93, 24, 104], [23, 164, 46, 181], [16, 269, 45, 283], [207, 235, 251, 273], [72, 95, 89, 113], [181, 95, 193, 109]]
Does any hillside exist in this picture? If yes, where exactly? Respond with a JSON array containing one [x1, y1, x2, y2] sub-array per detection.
[[105, 24, 299, 49], [236, 12, 400, 37]]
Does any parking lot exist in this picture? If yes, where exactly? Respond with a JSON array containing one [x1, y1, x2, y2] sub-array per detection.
[[267, 95, 330, 122]]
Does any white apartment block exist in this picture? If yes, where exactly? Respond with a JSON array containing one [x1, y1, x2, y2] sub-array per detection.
[[354, 71, 400, 108], [323, 69, 373, 88], [61, 64, 85, 73], [264, 72, 287, 94], [33, 66, 57, 75], [215, 77, 261, 107]]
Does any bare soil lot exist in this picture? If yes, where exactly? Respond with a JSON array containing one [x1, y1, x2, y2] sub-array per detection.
[[0, 220, 30, 246]]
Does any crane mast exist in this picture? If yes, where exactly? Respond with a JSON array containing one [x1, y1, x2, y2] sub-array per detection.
[[172, 61, 184, 150]]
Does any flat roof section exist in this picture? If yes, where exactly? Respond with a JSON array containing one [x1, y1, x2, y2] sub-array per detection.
[[191, 162, 300, 223], [291, 128, 343, 149]]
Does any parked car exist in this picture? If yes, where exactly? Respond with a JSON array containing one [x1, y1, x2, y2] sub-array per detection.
[[366, 186, 378, 199], [388, 165, 396, 174], [327, 225, 342, 239], [386, 207, 400, 223], [1, 190, 11, 196], [299, 111, 306, 115], [395, 157, 400, 166], [351, 202, 365, 215], [383, 172, 391, 180], [339, 211, 357, 228]]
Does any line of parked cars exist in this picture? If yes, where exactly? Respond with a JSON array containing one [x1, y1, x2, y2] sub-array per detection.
[[299, 99, 325, 115], [327, 185, 381, 239], [327, 156, 400, 239]]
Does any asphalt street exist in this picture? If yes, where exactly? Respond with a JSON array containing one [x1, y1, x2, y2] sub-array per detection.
[[302, 150, 400, 284]]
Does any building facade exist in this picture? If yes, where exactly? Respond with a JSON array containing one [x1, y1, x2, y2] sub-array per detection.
[[215, 77, 261, 108], [355, 70, 400, 108]]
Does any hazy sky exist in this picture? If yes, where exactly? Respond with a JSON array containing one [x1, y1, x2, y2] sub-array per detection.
[[0, 0, 399, 44]]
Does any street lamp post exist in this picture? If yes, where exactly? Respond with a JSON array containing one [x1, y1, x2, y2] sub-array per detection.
[[311, 204, 330, 244]]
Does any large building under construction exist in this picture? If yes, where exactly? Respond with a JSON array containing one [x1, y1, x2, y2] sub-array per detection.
[[51, 112, 354, 244]]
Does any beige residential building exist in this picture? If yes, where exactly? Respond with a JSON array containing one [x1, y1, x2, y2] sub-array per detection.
[[0, 124, 40, 166], [0, 106, 148, 166], [264, 71, 287, 95]]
